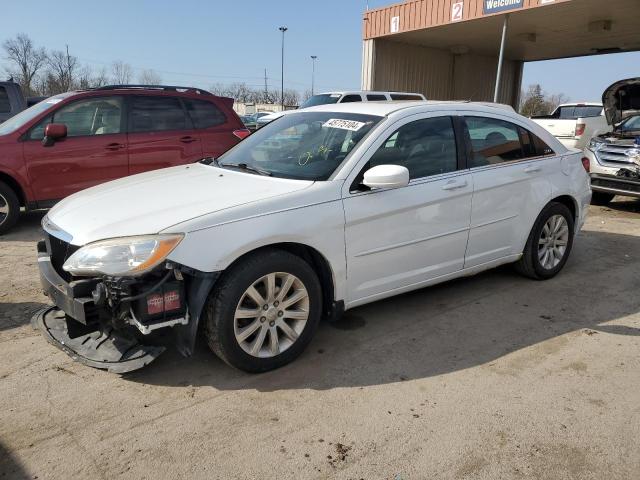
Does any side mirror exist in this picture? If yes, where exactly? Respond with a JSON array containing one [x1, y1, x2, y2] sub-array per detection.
[[42, 123, 67, 147], [362, 164, 410, 190]]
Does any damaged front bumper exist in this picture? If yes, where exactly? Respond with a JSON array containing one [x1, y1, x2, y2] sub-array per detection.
[[33, 237, 218, 373]]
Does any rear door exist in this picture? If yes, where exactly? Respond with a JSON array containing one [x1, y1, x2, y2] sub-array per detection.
[[183, 98, 240, 158], [462, 115, 555, 268], [126, 95, 202, 175], [23, 95, 128, 201]]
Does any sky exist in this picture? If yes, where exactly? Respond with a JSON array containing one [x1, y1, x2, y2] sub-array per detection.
[[2, 0, 639, 102]]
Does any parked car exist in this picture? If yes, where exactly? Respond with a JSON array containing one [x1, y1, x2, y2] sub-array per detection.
[[0, 84, 250, 234], [0, 81, 28, 123], [255, 90, 427, 128], [531, 102, 609, 150], [240, 112, 271, 131], [584, 78, 640, 205], [34, 101, 591, 374]]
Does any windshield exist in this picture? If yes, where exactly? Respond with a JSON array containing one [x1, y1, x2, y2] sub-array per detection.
[[299, 94, 341, 109], [216, 111, 382, 180], [619, 116, 640, 132], [0, 93, 72, 136]]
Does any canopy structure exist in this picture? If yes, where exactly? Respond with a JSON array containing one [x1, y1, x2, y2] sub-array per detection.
[[361, 0, 640, 107]]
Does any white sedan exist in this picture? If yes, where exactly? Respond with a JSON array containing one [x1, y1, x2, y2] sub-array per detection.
[[35, 101, 591, 373]]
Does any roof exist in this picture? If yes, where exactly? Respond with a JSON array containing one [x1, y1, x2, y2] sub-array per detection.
[[302, 100, 516, 117], [315, 91, 425, 97], [364, 0, 640, 62]]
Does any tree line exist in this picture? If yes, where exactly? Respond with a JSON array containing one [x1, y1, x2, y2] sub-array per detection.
[[2, 33, 302, 106], [519, 84, 570, 117]]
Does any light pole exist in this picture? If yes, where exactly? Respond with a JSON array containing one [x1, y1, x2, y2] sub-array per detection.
[[279, 26, 288, 110], [310, 56, 317, 96]]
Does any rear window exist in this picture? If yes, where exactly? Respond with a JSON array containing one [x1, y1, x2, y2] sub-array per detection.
[[129, 96, 189, 133], [183, 98, 226, 129], [390, 94, 424, 101], [557, 105, 602, 119], [0, 87, 10, 113]]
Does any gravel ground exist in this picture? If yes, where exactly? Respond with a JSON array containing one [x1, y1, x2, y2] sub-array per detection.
[[1, 201, 640, 480]]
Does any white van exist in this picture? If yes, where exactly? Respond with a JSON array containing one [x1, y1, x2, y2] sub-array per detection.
[[256, 90, 427, 128]]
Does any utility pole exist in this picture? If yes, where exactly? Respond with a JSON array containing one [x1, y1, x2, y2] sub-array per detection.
[[279, 26, 288, 110], [264, 68, 268, 100], [493, 14, 509, 103], [310, 56, 317, 96]]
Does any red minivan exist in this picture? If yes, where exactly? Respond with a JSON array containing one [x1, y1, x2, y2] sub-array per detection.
[[0, 85, 250, 233]]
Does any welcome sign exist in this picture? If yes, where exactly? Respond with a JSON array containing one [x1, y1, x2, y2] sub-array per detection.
[[483, 0, 524, 14]]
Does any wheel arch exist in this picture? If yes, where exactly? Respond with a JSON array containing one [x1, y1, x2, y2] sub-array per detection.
[[223, 242, 339, 319], [0, 171, 27, 207], [548, 194, 577, 221]]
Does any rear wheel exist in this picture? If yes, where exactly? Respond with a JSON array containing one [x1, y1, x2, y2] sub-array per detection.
[[0, 182, 20, 235], [203, 249, 322, 373], [591, 191, 614, 206], [515, 202, 574, 280]]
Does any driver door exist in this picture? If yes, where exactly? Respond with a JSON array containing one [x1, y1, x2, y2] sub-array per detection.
[[342, 115, 473, 306], [23, 96, 128, 202]]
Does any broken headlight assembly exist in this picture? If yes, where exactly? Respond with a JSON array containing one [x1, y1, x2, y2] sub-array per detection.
[[588, 138, 605, 152], [62, 234, 184, 277]]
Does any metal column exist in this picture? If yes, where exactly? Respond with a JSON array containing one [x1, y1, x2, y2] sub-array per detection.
[[493, 14, 509, 103]]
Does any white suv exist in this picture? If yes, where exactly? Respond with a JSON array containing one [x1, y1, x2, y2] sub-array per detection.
[[35, 101, 591, 374], [256, 90, 426, 128]]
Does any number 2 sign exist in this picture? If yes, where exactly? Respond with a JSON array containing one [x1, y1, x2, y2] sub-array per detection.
[[451, 1, 464, 22]]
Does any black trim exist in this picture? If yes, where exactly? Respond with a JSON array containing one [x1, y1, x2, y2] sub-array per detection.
[[452, 116, 469, 171]]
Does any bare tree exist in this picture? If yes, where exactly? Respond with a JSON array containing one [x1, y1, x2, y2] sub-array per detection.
[[46, 46, 78, 94], [138, 69, 161, 85], [302, 89, 313, 102], [2, 33, 47, 95], [111, 61, 133, 84], [519, 84, 569, 117]]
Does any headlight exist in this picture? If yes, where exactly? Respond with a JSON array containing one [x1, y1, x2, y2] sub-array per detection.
[[62, 234, 183, 277], [588, 138, 605, 152]]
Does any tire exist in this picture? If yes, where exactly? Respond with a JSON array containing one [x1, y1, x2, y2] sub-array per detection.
[[591, 191, 614, 206], [515, 202, 575, 280], [0, 181, 20, 235], [203, 249, 322, 373]]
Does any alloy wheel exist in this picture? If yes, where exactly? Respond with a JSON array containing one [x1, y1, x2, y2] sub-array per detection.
[[538, 214, 569, 270], [0, 193, 8, 226], [233, 272, 310, 358]]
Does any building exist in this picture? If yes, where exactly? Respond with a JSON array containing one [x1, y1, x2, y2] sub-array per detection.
[[361, 0, 640, 108]]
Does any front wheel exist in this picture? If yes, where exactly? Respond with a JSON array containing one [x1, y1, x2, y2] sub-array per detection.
[[0, 182, 20, 235], [591, 191, 614, 206], [203, 249, 322, 373], [515, 202, 575, 280]]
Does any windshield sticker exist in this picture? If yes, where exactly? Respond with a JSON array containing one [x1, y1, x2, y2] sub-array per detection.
[[45, 98, 63, 104], [322, 119, 366, 131], [330, 94, 341, 98]]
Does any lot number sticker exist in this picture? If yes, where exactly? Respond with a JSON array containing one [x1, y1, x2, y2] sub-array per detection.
[[451, 2, 464, 22], [323, 119, 366, 131]]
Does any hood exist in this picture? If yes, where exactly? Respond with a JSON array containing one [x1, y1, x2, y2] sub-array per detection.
[[47, 163, 313, 245], [602, 78, 640, 126], [257, 110, 297, 123]]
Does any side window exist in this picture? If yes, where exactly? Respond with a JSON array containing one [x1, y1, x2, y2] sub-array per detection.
[[390, 94, 424, 100], [367, 94, 387, 101], [129, 96, 189, 133], [367, 116, 458, 180], [183, 98, 226, 129], [340, 95, 363, 103], [464, 116, 523, 167], [29, 97, 123, 139], [519, 127, 554, 158], [0, 87, 10, 113]]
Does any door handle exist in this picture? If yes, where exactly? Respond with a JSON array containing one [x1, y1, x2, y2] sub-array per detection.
[[524, 165, 541, 173], [441, 179, 468, 191], [105, 143, 125, 150], [180, 136, 197, 144]]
